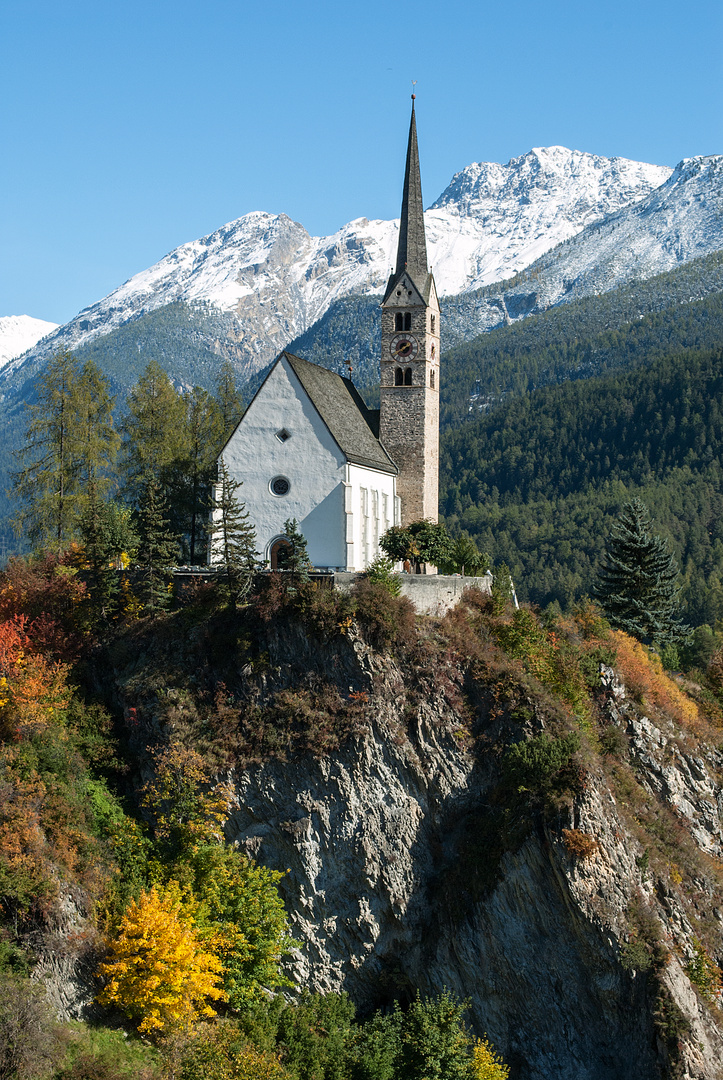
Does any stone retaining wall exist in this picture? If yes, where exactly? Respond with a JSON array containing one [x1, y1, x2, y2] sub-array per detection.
[[332, 571, 492, 615]]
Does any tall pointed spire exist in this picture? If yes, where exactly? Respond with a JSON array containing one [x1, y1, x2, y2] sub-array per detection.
[[394, 96, 428, 284]]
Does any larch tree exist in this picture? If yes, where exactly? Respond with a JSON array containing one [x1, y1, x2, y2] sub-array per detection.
[[119, 360, 186, 507], [13, 351, 116, 551], [74, 360, 119, 503], [214, 359, 244, 443], [176, 387, 224, 566], [593, 498, 689, 644]]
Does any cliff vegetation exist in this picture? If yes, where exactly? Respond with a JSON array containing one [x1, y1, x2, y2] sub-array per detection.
[[0, 555, 722, 1078]]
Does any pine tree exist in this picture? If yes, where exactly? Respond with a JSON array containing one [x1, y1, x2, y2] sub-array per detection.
[[136, 475, 179, 613], [211, 459, 258, 604], [593, 499, 688, 643], [277, 518, 312, 579]]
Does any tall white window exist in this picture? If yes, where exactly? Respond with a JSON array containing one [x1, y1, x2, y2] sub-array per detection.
[[382, 493, 389, 537], [360, 488, 369, 567], [372, 490, 380, 554]]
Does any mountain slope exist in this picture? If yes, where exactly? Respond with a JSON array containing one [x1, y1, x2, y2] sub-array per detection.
[[440, 344, 723, 622], [0, 315, 58, 370], [3, 147, 672, 388]]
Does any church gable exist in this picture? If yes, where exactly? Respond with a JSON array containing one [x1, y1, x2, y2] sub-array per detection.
[[382, 269, 427, 308]]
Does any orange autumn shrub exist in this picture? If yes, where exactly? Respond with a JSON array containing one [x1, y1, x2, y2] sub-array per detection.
[[0, 616, 69, 738], [611, 630, 699, 728], [562, 828, 599, 860], [0, 751, 56, 914]]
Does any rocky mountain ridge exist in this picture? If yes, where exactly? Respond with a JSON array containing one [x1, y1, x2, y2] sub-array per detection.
[[2, 147, 674, 385]]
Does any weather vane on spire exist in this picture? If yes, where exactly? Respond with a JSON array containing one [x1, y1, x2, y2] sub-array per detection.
[[411, 79, 417, 100]]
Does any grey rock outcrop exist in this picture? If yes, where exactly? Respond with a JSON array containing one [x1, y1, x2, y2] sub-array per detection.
[[223, 632, 723, 1079]]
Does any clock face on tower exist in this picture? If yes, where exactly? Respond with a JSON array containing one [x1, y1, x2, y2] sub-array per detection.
[[390, 333, 419, 360]]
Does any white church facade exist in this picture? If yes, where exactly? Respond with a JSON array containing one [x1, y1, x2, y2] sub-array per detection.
[[212, 97, 439, 572], [216, 351, 399, 571]]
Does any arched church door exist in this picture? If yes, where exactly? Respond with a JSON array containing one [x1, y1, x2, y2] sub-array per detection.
[[270, 538, 292, 570]]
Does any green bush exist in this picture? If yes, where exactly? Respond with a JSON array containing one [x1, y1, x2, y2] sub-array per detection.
[[501, 732, 581, 800], [363, 556, 401, 597]]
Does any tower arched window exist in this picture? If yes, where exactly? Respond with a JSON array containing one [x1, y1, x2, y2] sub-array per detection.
[[395, 313, 403, 331], [430, 369, 435, 388], [395, 367, 404, 386], [404, 367, 413, 386], [404, 312, 412, 331], [431, 314, 436, 333]]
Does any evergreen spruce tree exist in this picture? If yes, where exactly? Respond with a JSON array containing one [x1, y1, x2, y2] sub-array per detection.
[[214, 359, 244, 443], [136, 475, 180, 614], [277, 518, 313, 579], [593, 498, 688, 643], [80, 494, 138, 622], [211, 459, 259, 605]]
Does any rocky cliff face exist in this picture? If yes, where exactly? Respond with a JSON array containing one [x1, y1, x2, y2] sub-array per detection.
[[211, 616, 723, 1080], [61, 587, 722, 1080]]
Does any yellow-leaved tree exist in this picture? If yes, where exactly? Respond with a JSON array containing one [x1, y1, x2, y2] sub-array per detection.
[[471, 1037, 510, 1080], [97, 883, 224, 1034]]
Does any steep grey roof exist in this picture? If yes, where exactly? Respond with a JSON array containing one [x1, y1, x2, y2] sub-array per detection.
[[395, 99, 428, 284], [283, 352, 397, 474]]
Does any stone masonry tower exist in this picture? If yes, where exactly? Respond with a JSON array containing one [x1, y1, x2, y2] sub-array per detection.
[[380, 97, 440, 525]]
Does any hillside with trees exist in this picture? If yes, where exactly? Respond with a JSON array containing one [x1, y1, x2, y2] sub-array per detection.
[[441, 345, 723, 623]]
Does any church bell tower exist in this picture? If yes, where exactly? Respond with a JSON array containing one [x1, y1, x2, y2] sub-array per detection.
[[380, 96, 440, 525]]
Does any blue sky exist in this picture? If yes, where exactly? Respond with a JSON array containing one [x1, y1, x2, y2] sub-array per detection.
[[1, 0, 721, 325]]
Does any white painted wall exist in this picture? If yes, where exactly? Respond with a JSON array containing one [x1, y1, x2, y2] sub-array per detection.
[[214, 357, 348, 569], [345, 463, 398, 571]]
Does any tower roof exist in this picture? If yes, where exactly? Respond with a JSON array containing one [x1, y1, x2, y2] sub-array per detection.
[[394, 98, 428, 285]]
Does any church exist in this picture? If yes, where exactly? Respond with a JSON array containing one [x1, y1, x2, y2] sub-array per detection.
[[213, 99, 440, 572]]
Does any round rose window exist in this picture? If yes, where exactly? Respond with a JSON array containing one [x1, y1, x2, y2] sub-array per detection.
[[270, 476, 290, 496]]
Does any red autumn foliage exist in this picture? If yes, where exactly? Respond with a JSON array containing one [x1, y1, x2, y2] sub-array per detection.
[[0, 553, 86, 661]]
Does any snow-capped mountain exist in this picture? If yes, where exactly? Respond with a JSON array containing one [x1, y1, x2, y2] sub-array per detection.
[[434, 153, 723, 342], [507, 155, 723, 309], [0, 315, 58, 371], [425, 146, 671, 294], [4, 147, 676, 382]]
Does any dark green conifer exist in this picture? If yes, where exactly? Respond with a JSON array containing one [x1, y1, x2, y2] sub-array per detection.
[[593, 498, 688, 643], [277, 518, 312, 579], [211, 459, 258, 604], [136, 475, 179, 614], [80, 495, 138, 622]]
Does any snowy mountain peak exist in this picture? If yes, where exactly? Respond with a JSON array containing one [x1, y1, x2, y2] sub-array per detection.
[[9, 146, 720, 385], [0, 315, 59, 371], [432, 146, 670, 212]]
